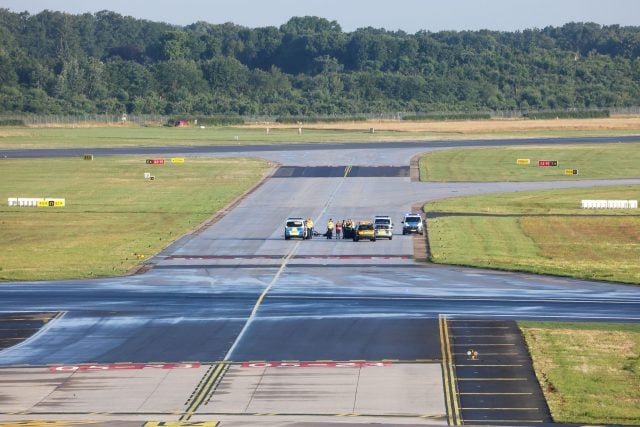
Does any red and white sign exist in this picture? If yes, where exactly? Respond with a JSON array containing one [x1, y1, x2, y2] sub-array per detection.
[[146, 159, 165, 165], [538, 160, 558, 167], [48, 363, 200, 372], [241, 361, 392, 368]]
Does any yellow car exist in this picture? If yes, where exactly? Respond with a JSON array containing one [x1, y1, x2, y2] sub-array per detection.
[[353, 221, 376, 242]]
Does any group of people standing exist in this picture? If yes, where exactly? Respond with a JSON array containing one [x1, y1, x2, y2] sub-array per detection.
[[303, 217, 356, 239], [325, 218, 353, 239]]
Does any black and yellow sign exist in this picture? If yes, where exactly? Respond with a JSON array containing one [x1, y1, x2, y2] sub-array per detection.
[[37, 198, 65, 207]]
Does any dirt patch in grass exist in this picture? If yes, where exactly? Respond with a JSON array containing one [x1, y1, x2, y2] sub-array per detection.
[[244, 117, 640, 133]]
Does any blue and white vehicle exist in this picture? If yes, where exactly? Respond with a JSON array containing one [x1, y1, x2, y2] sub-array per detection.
[[284, 217, 308, 240], [402, 213, 423, 235]]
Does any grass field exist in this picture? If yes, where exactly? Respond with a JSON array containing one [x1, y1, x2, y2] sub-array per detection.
[[520, 321, 640, 425], [1, 116, 640, 149], [419, 143, 640, 181], [425, 185, 640, 284], [0, 156, 271, 281]]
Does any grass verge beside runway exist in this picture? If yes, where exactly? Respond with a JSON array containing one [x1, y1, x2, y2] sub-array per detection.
[[0, 156, 270, 281], [520, 321, 640, 425], [1, 117, 640, 149], [424, 185, 640, 284], [0, 126, 415, 149], [419, 143, 640, 181]]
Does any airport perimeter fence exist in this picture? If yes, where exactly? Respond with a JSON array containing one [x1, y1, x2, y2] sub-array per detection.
[[1, 107, 639, 127]]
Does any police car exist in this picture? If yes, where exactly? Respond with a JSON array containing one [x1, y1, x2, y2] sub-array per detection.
[[402, 213, 423, 235], [374, 215, 393, 240], [284, 217, 308, 240]]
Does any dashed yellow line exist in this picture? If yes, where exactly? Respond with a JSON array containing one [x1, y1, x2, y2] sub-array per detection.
[[181, 363, 229, 421], [443, 316, 461, 425]]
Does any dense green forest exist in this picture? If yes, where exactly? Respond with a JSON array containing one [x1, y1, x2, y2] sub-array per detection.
[[0, 9, 639, 116]]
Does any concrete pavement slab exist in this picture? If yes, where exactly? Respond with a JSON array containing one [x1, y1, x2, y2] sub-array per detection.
[[202, 363, 445, 419]]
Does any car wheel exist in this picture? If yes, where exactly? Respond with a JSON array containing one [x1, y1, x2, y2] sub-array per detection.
[[389, 235, 392, 240]]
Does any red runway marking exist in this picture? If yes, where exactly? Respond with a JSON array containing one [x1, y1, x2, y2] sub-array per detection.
[[241, 361, 392, 368], [48, 363, 201, 372]]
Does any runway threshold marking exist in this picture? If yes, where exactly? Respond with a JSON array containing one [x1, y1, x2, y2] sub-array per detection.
[[181, 363, 229, 422], [439, 315, 462, 425]]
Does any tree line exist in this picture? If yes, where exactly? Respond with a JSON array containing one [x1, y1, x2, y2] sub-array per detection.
[[0, 9, 639, 117]]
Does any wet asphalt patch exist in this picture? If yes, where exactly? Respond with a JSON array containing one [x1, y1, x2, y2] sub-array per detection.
[[0, 312, 60, 351], [447, 319, 552, 424], [273, 166, 410, 178]]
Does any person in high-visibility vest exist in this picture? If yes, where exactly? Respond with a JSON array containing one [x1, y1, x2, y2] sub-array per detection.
[[305, 218, 314, 239], [326, 219, 334, 239]]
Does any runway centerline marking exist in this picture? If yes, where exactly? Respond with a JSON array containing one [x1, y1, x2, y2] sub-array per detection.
[[223, 168, 352, 361]]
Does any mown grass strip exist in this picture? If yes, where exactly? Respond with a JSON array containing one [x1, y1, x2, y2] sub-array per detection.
[[520, 321, 640, 425], [0, 156, 270, 281], [2, 121, 640, 150], [0, 126, 431, 150], [424, 185, 640, 284], [420, 143, 640, 181]]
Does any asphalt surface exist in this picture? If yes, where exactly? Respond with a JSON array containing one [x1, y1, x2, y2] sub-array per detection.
[[1, 136, 640, 426]]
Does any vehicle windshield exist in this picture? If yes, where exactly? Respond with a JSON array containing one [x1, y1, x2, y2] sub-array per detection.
[[359, 224, 374, 230], [375, 224, 389, 229], [405, 217, 421, 224], [287, 220, 303, 227], [375, 218, 391, 225]]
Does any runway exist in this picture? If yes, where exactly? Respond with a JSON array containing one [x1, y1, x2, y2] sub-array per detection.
[[1, 137, 639, 426]]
